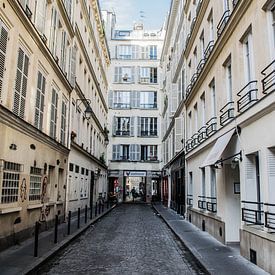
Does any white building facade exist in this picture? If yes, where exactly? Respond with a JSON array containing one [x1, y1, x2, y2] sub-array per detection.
[[107, 23, 165, 202]]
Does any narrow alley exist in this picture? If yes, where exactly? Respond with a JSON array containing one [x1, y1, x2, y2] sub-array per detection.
[[38, 204, 206, 275]]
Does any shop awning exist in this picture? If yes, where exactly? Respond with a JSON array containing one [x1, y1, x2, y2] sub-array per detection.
[[201, 129, 235, 167]]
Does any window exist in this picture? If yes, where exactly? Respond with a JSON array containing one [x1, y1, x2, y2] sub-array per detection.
[[1, 161, 20, 204], [81, 167, 85, 175], [117, 45, 132, 59], [201, 168, 206, 197], [60, 31, 67, 72], [34, 71, 46, 130], [113, 91, 131, 108], [121, 145, 130, 160], [0, 21, 8, 101], [208, 12, 214, 42], [114, 67, 134, 83], [200, 93, 206, 126], [29, 167, 42, 201], [139, 67, 157, 83], [210, 79, 216, 117], [60, 96, 67, 145], [188, 172, 193, 196], [188, 111, 192, 137], [140, 117, 157, 136], [69, 163, 74, 172], [225, 59, 233, 101], [194, 103, 198, 132], [75, 165, 79, 173], [13, 47, 29, 119], [200, 31, 205, 59], [50, 88, 58, 139], [115, 117, 130, 136], [141, 145, 158, 161], [35, 0, 46, 33], [181, 69, 185, 99], [242, 32, 254, 82], [149, 45, 157, 60], [140, 91, 157, 108], [50, 8, 58, 55], [210, 166, 216, 198]]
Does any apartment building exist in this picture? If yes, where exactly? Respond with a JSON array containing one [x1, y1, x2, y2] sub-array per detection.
[[0, 0, 109, 250], [162, 0, 275, 273], [107, 22, 165, 202]]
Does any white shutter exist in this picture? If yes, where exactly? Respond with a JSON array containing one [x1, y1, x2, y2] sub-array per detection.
[[170, 84, 178, 114], [132, 45, 139, 59], [137, 66, 140, 83], [245, 155, 257, 202], [108, 90, 113, 108], [0, 21, 8, 100], [60, 96, 67, 145], [13, 47, 29, 119], [34, 71, 45, 130], [131, 67, 135, 83], [129, 144, 135, 161], [268, 149, 275, 203], [35, 0, 46, 33], [114, 67, 119, 82], [50, 88, 58, 139], [112, 145, 118, 160], [130, 117, 135, 136], [70, 45, 76, 87], [112, 116, 116, 136], [60, 31, 67, 72], [137, 116, 141, 136], [136, 144, 141, 161], [175, 117, 183, 152]]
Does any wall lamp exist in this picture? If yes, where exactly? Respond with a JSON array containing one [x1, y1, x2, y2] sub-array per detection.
[[76, 98, 93, 120]]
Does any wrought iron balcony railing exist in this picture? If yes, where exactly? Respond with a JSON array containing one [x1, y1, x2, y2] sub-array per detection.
[[191, 133, 199, 148], [242, 201, 264, 225], [261, 59, 275, 95], [217, 10, 231, 37], [198, 126, 207, 143], [197, 58, 206, 75], [186, 138, 193, 152], [237, 80, 258, 113], [196, 0, 203, 15], [232, 0, 239, 8], [220, 101, 234, 126], [206, 197, 217, 213], [204, 40, 215, 60], [187, 195, 193, 207], [113, 103, 131, 109], [198, 196, 207, 210], [141, 130, 158, 137], [115, 130, 130, 136], [206, 117, 217, 137], [264, 203, 275, 230]]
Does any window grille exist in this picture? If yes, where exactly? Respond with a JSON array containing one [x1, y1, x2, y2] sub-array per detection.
[[1, 161, 21, 204], [29, 167, 42, 201]]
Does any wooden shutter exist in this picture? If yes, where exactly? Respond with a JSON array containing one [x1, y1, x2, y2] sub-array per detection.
[[13, 47, 29, 119], [137, 116, 141, 136], [245, 155, 257, 202], [50, 88, 58, 139], [175, 117, 183, 152], [112, 145, 117, 160], [0, 21, 8, 101], [170, 83, 178, 114], [70, 45, 76, 87], [129, 144, 135, 161], [60, 31, 67, 72], [34, 71, 46, 130], [268, 149, 275, 202], [60, 97, 67, 145], [136, 144, 141, 161], [35, 0, 46, 33], [130, 117, 135, 136]]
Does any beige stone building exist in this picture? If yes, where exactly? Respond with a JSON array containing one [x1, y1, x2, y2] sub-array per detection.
[[162, 0, 275, 273], [0, 0, 109, 250]]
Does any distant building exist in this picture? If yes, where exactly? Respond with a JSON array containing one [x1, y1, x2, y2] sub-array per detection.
[[162, 0, 275, 273], [107, 21, 165, 202]]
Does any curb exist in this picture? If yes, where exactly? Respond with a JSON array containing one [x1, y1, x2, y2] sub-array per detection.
[[22, 204, 118, 275], [151, 203, 210, 275]]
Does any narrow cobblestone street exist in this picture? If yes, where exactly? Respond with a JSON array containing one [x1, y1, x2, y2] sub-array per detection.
[[38, 204, 206, 274]]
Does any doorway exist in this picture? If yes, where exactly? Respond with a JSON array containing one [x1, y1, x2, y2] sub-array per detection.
[[123, 176, 146, 202]]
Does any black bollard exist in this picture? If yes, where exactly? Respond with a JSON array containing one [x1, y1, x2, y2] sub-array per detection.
[[67, 211, 71, 235], [77, 208, 80, 229], [54, 215, 58, 244], [102, 202, 105, 212], [98, 202, 101, 215], [34, 222, 39, 257], [95, 202, 98, 216], [90, 205, 93, 220], [85, 205, 87, 224]]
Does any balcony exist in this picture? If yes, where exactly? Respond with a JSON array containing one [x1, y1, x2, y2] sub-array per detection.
[[191, 133, 199, 148], [242, 201, 264, 225], [115, 130, 130, 136], [217, 10, 231, 37], [206, 197, 217, 213], [198, 196, 206, 210], [186, 83, 193, 97], [190, 17, 197, 34], [198, 126, 207, 143], [261, 59, 275, 95], [196, 0, 203, 15], [187, 195, 193, 207], [141, 130, 158, 137], [197, 58, 206, 75], [220, 101, 234, 126], [204, 40, 215, 60], [237, 81, 258, 113], [265, 203, 275, 230], [140, 103, 157, 109], [113, 103, 130, 109], [186, 138, 193, 152], [232, 0, 240, 8], [206, 117, 217, 137]]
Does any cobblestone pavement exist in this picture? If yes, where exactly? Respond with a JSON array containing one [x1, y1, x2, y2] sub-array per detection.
[[38, 204, 206, 275]]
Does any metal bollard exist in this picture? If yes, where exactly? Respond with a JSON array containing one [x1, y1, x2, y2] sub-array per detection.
[[34, 222, 39, 257], [67, 211, 71, 235], [77, 208, 80, 229], [98, 202, 101, 215], [85, 205, 87, 224], [95, 202, 98, 217], [90, 206, 93, 220], [102, 202, 105, 212], [54, 215, 58, 244]]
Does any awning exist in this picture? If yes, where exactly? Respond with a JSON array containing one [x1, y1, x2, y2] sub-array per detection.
[[201, 129, 235, 167]]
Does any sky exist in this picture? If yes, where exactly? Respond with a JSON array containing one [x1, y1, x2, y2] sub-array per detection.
[[99, 0, 171, 30]]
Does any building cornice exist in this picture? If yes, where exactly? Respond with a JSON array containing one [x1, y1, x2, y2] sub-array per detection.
[[7, 0, 73, 92], [71, 141, 107, 170], [0, 105, 70, 155], [75, 25, 108, 112]]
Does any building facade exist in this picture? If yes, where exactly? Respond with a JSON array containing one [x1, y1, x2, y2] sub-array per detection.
[[162, 0, 275, 273], [0, 0, 109, 250], [107, 23, 165, 202]]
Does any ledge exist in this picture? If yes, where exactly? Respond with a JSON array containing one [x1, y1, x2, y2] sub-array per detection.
[[0, 207, 22, 214], [56, 201, 64, 205], [242, 225, 275, 242], [27, 204, 43, 210]]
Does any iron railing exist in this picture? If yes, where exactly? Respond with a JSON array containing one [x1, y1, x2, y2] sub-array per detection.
[[237, 80, 258, 113], [206, 117, 217, 136], [113, 103, 130, 109], [186, 83, 193, 97], [191, 133, 199, 148], [264, 203, 275, 230], [187, 195, 193, 207], [206, 197, 217, 213], [220, 101, 234, 126], [261, 59, 275, 95], [217, 10, 231, 37], [204, 40, 215, 60], [241, 201, 264, 225], [140, 103, 157, 109], [232, 0, 239, 8], [198, 196, 207, 210], [186, 138, 193, 152], [141, 130, 158, 136], [190, 17, 197, 34], [196, 0, 203, 15], [115, 130, 130, 136], [198, 126, 207, 143], [197, 58, 206, 75]]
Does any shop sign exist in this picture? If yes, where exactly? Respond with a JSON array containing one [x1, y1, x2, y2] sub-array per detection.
[[124, 171, 147, 177]]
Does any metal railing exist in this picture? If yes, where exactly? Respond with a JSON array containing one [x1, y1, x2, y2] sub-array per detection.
[[232, 0, 239, 8], [206, 117, 217, 136], [264, 203, 275, 230], [198, 196, 206, 210], [206, 197, 217, 213], [187, 195, 193, 207], [191, 133, 199, 148], [115, 130, 130, 136], [186, 138, 193, 152], [196, 0, 203, 15], [197, 58, 206, 75], [220, 101, 234, 126], [237, 80, 258, 113], [141, 130, 158, 136], [190, 17, 197, 34], [140, 103, 157, 109], [217, 10, 231, 37], [261, 59, 275, 95], [113, 103, 130, 109], [204, 40, 215, 60], [241, 201, 264, 225], [198, 126, 207, 143], [186, 83, 193, 97]]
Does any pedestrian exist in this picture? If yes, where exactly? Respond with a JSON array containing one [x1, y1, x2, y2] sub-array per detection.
[[131, 187, 136, 202]]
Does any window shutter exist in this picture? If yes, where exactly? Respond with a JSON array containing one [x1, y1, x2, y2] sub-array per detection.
[[130, 117, 135, 136], [0, 22, 8, 100], [114, 67, 119, 82], [137, 116, 141, 136], [34, 71, 45, 130], [175, 117, 183, 152], [170, 83, 178, 114], [136, 144, 141, 161], [112, 116, 116, 136], [129, 144, 134, 161], [137, 66, 140, 83], [131, 90, 140, 108], [13, 47, 29, 119], [60, 31, 67, 72], [112, 145, 117, 160], [35, 0, 46, 33], [245, 155, 257, 201], [50, 88, 58, 139], [70, 45, 76, 87], [268, 149, 275, 201], [108, 90, 113, 108], [131, 67, 135, 83]]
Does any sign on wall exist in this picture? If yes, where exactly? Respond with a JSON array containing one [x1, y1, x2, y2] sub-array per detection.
[[124, 171, 147, 177]]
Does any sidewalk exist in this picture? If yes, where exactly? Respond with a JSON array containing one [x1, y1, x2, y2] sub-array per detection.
[[0, 203, 117, 275], [152, 203, 269, 275]]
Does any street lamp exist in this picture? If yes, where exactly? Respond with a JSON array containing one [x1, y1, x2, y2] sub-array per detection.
[[76, 98, 93, 120]]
